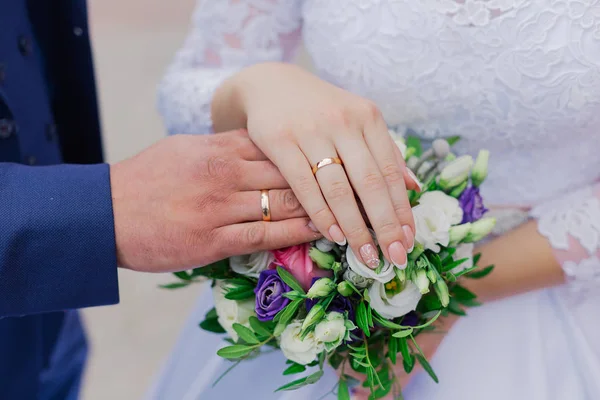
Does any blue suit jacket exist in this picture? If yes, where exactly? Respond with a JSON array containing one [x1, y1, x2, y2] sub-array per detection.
[[0, 1, 119, 398]]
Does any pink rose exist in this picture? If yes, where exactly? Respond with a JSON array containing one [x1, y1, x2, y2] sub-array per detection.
[[271, 244, 331, 290]]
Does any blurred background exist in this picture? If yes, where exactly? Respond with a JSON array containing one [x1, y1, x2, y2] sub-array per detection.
[[84, 1, 311, 399]]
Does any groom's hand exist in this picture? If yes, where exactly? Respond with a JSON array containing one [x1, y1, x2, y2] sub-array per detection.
[[109, 130, 321, 272]]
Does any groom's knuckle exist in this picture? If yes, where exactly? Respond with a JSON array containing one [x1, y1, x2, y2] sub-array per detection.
[[243, 223, 267, 247], [205, 156, 236, 179], [280, 190, 302, 214]]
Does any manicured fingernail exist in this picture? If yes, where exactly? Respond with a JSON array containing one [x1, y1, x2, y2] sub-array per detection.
[[307, 221, 319, 233], [360, 243, 380, 269], [329, 224, 346, 245], [388, 241, 407, 269], [402, 225, 414, 252], [407, 168, 422, 191]]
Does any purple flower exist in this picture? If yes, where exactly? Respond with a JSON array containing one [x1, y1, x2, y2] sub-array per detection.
[[306, 279, 355, 321], [401, 311, 419, 327], [254, 269, 291, 321], [458, 186, 488, 223]]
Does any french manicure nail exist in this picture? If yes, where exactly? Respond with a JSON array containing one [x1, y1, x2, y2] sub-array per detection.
[[360, 243, 380, 269], [307, 221, 319, 233], [388, 241, 407, 269], [402, 225, 415, 252], [328, 224, 347, 245], [407, 168, 423, 191]]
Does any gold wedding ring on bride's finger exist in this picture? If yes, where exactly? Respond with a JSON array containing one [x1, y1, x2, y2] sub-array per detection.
[[312, 157, 343, 175], [260, 189, 271, 222]]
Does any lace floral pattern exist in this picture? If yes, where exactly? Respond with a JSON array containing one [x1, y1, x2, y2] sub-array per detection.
[[158, 0, 600, 292]]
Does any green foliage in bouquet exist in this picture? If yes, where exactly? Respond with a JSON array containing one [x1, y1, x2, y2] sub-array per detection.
[[162, 135, 496, 399]]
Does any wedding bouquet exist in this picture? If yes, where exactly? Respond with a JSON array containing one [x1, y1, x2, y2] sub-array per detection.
[[164, 134, 495, 399]]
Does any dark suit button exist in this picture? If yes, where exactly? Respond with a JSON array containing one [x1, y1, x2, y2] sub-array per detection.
[[0, 63, 5, 83], [46, 123, 57, 141], [0, 119, 15, 139], [18, 36, 33, 56], [27, 156, 36, 165]]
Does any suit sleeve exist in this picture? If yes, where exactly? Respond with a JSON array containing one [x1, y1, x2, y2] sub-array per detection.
[[0, 163, 119, 317]]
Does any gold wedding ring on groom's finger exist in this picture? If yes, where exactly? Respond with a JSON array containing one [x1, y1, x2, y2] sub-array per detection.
[[260, 189, 271, 222], [312, 157, 343, 175]]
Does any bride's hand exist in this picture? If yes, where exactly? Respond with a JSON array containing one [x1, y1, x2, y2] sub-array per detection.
[[215, 63, 419, 269]]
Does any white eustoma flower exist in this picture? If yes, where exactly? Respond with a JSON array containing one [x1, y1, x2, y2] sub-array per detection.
[[280, 321, 325, 365], [342, 269, 374, 289], [229, 251, 274, 278], [314, 312, 346, 345], [418, 191, 463, 225], [451, 243, 474, 273], [439, 155, 473, 189], [346, 245, 396, 283], [369, 280, 422, 319], [212, 281, 256, 341], [412, 203, 451, 253], [388, 129, 407, 158]]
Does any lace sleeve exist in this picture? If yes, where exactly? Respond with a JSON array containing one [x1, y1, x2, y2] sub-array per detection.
[[157, 0, 303, 135], [530, 183, 600, 294]]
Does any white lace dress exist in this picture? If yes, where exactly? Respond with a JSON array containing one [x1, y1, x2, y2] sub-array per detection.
[[150, 1, 600, 399]]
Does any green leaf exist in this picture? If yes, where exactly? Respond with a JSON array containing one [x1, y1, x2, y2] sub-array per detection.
[[199, 318, 226, 334], [388, 336, 398, 364], [373, 315, 404, 330], [356, 301, 370, 337], [192, 259, 235, 279], [159, 281, 191, 290], [472, 252, 482, 265], [366, 303, 374, 328], [466, 265, 495, 279], [249, 316, 272, 337], [224, 287, 255, 300], [441, 257, 469, 272], [276, 267, 306, 295], [451, 285, 477, 301], [329, 352, 345, 370], [338, 379, 350, 400], [445, 135, 461, 146], [216, 345, 254, 359], [205, 307, 218, 320], [173, 271, 192, 281], [429, 253, 442, 272], [447, 298, 466, 316], [319, 350, 326, 370], [282, 291, 305, 301], [275, 370, 324, 392], [398, 337, 411, 367], [410, 310, 442, 330], [225, 277, 255, 288], [403, 356, 415, 374], [406, 136, 423, 157], [392, 328, 413, 338], [232, 323, 259, 344], [274, 299, 303, 336], [456, 298, 482, 307], [283, 363, 306, 376], [415, 354, 439, 383]]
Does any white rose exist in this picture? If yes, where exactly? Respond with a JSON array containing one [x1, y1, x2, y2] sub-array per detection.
[[314, 312, 347, 350], [368, 280, 422, 319], [280, 321, 325, 365], [413, 203, 451, 253], [451, 243, 474, 273], [388, 129, 407, 158], [343, 269, 374, 289], [346, 245, 396, 283], [418, 191, 463, 225], [212, 281, 256, 341], [229, 251, 274, 278]]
